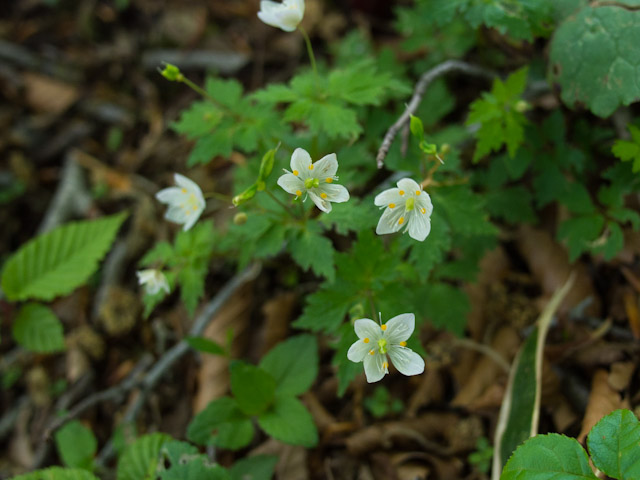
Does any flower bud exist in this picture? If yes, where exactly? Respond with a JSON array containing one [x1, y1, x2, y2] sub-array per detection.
[[440, 143, 450, 154], [159, 63, 183, 82], [409, 114, 425, 141], [233, 212, 248, 225], [232, 183, 258, 206], [258, 147, 278, 182], [515, 100, 530, 113]]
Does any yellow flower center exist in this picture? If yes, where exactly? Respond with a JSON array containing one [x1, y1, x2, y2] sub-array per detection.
[[377, 338, 388, 354], [304, 178, 320, 189], [405, 197, 415, 211]]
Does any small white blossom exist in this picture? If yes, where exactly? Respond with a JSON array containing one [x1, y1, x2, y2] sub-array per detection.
[[257, 0, 304, 32], [277, 148, 349, 213], [347, 313, 425, 383], [374, 178, 433, 241], [137, 269, 170, 295], [156, 173, 205, 231]]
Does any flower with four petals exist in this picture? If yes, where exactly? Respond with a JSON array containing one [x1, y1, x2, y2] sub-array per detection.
[[277, 148, 349, 213], [374, 178, 433, 241], [347, 313, 425, 383], [156, 173, 205, 231], [136, 269, 170, 296], [257, 0, 305, 32]]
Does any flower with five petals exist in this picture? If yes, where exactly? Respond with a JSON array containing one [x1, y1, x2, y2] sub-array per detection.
[[374, 178, 433, 241], [347, 313, 425, 383], [156, 173, 205, 231], [277, 148, 349, 213], [257, 0, 305, 32]]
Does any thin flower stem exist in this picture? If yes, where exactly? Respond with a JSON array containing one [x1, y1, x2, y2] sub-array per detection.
[[264, 189, 298, 218], [181, 76, 215, 103], [298, 26, 318, 77], [203, 192, 233, 203]]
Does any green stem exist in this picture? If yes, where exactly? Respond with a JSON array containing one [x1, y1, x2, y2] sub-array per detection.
[[298, 26, 318, 77], [204, 192, 233, 203], [264, 189, 298, 219], [181, 77, 215, 103]]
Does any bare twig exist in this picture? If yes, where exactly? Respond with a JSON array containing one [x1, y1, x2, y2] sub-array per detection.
[[95, 263, 261, 466], [452, 338, 510, 374], [376, 60, 496, 169]]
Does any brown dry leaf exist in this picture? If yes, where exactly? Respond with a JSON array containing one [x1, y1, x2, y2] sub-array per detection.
[[259, 291, 297, 356], [608, 362, 635, 391], [516, 225, 600, 316], [192, 283, 253, 413], [302, 392, 336, 432], [251, 439, 309, 480], [159, 5, 207, 45], [65, 347, 90, 384], [407, 366, 444, 416], [623, 290, 640, 339], [22, 72, 79, 114], [551, 398, 579, 432], [577, 369, 627, 443], [8, 405, 35, 469], [452, 326, 520, 407]]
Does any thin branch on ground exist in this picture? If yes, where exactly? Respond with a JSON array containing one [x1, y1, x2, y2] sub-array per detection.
[[95, 262, 261, 466], [452, 337, 511, 374], [376, 60, 496, 169]]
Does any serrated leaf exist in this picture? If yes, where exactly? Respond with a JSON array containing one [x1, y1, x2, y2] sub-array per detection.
[[318, 197, 378, 235], [259, 335, 318, 396], [159, 440, 230, 480], [257, 395, 318, 448], [501, 434, 597, 480], [178, 265, 206, 316], [612, 125, 640, 173], [172, 101, 223, 139], [229, 455, 278, 480], [2, 213, 126, 301], [288, 222, 335, 281], [558, 214, 605, 262], [185, 336, 226, 356], [422, 283, 469, 336], [592, 222, 624, 261], [187, 397, 254, 450], [116, 433, 172, 480], [55, 420, 97, 471], [407, 211, 452, 278], [486, 186, 536, 224], [293, 279, 355, 334], [437, 186, 499, 237], [13, 303, 65, 353], [13, 467, 100, 480], [550, 5, 640, 117], [284, 99, 361, 140], [230, 362, 276, 416], [587, 409, 640, 479]]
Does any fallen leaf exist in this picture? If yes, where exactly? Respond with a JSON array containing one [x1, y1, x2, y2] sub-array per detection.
[[23, 72, 79, 114], [577, 369, 627, 443]]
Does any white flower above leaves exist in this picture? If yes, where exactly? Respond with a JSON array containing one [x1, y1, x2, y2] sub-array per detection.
[[156, 173, 205, 231], [375, 178, 433, 241], [257, 0, 304, 32], [348, 313, 425, 383], [136, 269, 170, 296], [277, 148, 349, 213]]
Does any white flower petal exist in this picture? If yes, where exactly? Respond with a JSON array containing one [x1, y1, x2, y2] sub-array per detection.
[[354, 318, 382, 340], [316, 184, 349, 203], [277, 173, 304, 195], [290, 0, 305, 14], [174, 173, 199, 193], [313, 153, 338, 178], [137, 269, 155, 285], [408, 208, 431, 241], [384, 313, 415, 344], [183, 209, 202, 231], [417, 192, 433, 217], [397, 178, 421, 194], [375, 206, 404, 235], [165, 206, 188, 224], [374, 188, 402, 207], [308, 190, 331, 213], [364, 352, 387, 383], [347, 340, 370, 363], [388, 347, 425, 376], [291, 148, 312, 174], [259, 0, 280, 13], [156, 187, 183, 204]]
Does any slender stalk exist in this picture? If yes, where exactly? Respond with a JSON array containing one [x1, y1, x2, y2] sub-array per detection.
[[298, 26, 318, 77], [203, 191, 233, 203], [264, 189, 298, 219]]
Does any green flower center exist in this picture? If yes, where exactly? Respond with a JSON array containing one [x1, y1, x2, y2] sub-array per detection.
[[405, 197, 415, 211], [377, 338, 388, 354], [304, 178, 320, 189]]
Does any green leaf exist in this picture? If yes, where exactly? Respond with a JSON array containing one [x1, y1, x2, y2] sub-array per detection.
[[485, 186, 536, 224], [172, 101, 223, 138], [230, 362, 276, 416], [55, 420, 97, 471], [328, 60, 408, 106], [159, 441, 230, 480], [558, 214, 606, 262], [2, 213, 127, 301], [257, 395, 318, 447], [13, 468, 99, 480], [406, 211, 452, 278], [185, 336, 226, 356], [421, 283, 469, 336], [13, 303, 65, 353], [178, 265, 206, 316], [187, 397, 254, 450], [288, 222, 335, 281], [592, 222, 624, 261], [293, 279, 355, 334], [437, 186, 499, 237], [501, 434, 597, 480], [549, 5, 640, 117], [116, 433, 172, 480], [587, 409, 640, 479], [612, 125, 640, 172], [318, 197, 378, 235], [259, 335, 318, 396], [229, 455, 278, 480]]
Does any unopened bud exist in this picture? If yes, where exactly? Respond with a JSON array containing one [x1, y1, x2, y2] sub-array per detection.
[[440, 143, 450, 154], [349, 303, 365, 321], [233, 212, 248, 225], [258, 146, 279, 182], [232, 183, 258, 206], [409, 114, 425, 141], [515, 100, 529, 113], [159, 63, 183, 82]]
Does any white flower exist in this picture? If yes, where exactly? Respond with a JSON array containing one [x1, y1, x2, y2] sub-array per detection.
[[347, 313, 425, 383], [277, 148, 349, 213], [374, 178, 433, 242], [156, 173, 205, 231], [137, 269, 170, 295], [257, 0, 304, 32]]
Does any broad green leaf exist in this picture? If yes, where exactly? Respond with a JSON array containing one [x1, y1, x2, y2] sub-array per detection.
[[13, 303, 65, 353], [500, 434, 597, 480], [318, 197, 378, 236], [587, 409, 640, 479], [116, 433, 172, 480], [54, 420, 97, 471], [229, 455, 278, 480], [187, 397, 254, 450], [406, 211, 452, 279], [485, 186, 536, 224], [230, 362, 276, 415], [259, 335, 318, 396], [421, 283, 469, 336], [185, 336, 226, 356], [294, 279, 356, 334], [172, 101, 223, 138], [2, 213, 127, 301], [549, 5, 640, 117], [257, 395, 318, 447], [13, 467, 99, 480], [612, 125, 640, 173], [437, 186, 499, 237], [558, 214, 606, 262], [592, 222, 624, 261], [159, 440, 230, 480], [288, 222, 335, 281]]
